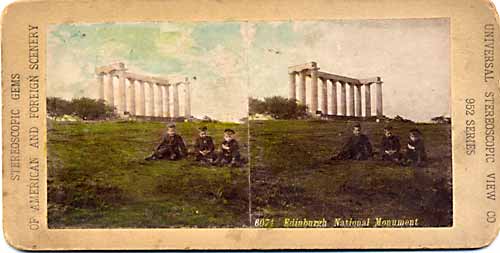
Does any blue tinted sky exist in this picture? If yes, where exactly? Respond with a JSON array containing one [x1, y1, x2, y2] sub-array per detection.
[[48, 19, 449, 122]]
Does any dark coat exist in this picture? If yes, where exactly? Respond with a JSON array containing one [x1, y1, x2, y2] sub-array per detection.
[[156, 133, 187, 156], [221, 139, 240, 158], [381, 135, 401, 152], [336, 134, 373, 160], [380, 135, 401, 161], [194, 136, 215, 154], [406, 138, 427, 163]]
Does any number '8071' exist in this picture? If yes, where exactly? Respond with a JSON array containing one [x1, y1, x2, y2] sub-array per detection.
[[254, 218, 275, 228]]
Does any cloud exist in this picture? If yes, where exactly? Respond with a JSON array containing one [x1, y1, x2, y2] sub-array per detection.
[[47, 20, 449, 122], [48, 22, 249, 122], [248, 19, 450, 122]]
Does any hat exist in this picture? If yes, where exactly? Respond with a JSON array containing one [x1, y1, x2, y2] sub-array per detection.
[[199, 126, 208, 131], [224, 128, 235, 134], [409, 128, 422, 135], [167, 123, 176, 128], [352, 123, 361, 128], [384, 125, 393, 131]]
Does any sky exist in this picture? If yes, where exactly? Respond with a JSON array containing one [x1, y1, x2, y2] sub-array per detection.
[[48, 19, 450, 122]]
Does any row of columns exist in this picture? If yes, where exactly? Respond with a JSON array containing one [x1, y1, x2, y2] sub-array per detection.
[[288, 66, 383, 117], [96, 63, 191, 118]]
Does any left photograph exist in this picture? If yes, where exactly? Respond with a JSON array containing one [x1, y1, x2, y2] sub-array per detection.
[[46, 23, 250, 228]]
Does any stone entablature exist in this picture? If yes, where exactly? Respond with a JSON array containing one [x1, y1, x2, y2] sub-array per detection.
[[96, 63, 192, 118], [288, 61, 383, 117]]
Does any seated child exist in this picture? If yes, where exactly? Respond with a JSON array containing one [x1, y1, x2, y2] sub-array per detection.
[[402, 128, 427, 167], [194, 126, 216, 164], [145, 123, 187, 161], [218, 128, 242, 167], [332, 123, 373, 160], [380, 126, 401, 162]]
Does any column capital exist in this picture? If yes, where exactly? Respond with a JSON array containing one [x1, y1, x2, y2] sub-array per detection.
[[359, 77, 382, 85], [95, 62, 126, 75]]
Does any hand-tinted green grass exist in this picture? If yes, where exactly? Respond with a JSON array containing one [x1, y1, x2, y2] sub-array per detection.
[[48, 121, 249, 228], [249, 120, 452, 227], [48, 119, 452, 228]]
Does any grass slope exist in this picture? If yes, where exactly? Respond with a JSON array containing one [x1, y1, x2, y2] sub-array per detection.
[[48, 121, 249, 228], [48, 119, 452, 228], [249, 120, 452, 227]]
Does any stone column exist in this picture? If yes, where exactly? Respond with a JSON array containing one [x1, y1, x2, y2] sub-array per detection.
[[165, 85, 171, 118], [310, 68, 319, 113], [105, 74, 114, 107], [158, 85, 164, 117], [365, 83, 372, 117], [320, 77, 328, 114], [330, 80, 337, 115], [144, 82, 150, 116], [127, 78, 136, 116], [140, 81, 147, 116], [134, 80, 142, 115], [149, 82, 155, 117], [298, 71, 306, 104], [118, 72, 127, 115], [159, 86, 165, 117], [173, 83, 180, 118], [348, 83, 355, 116], [289, 72, 296, 100], [340, 81, 347, 116], [376, 82, 383, 116], [97, 73, 105, 101], [184, 79, 191, 118], [135, 80, 143, 115], [355, 85, 362, 117]]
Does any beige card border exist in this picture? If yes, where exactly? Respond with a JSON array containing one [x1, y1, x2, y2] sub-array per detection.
[[2, 0, 500, 250]]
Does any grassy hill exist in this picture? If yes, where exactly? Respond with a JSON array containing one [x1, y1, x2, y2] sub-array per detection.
[[48, 119, 452, 228], [249, 120, 452, 227], [48, 120, 249, 228]]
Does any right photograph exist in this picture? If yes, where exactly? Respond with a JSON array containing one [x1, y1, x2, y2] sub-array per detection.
[[248, 19, 452, 228]]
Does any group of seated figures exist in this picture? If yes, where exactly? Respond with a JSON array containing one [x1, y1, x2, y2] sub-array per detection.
[[146, 122, 427, 168], [145, 124, 243, 167], [332, 124, 427, 167]]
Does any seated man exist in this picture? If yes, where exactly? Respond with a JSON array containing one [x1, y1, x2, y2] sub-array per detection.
[[380, 126, 401, 162], [217, 128, 242, 167], [145, 123, 187, 161], [194, 126, 216, 164], [332, 123, 373, 160], [402, 128, 427, 167]]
